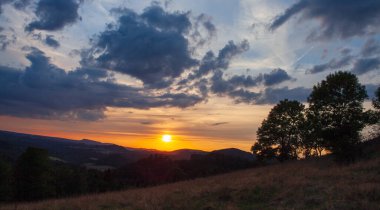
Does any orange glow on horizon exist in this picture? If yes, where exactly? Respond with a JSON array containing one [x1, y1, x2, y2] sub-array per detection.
[[0, 99, 277, 152], [0, 123, 253, 152]]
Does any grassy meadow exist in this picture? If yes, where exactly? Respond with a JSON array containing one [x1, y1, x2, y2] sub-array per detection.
[[1, 153, 379, 210]]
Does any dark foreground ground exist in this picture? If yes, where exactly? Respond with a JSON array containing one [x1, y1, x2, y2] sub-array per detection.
[[1, 150, 380, 210]]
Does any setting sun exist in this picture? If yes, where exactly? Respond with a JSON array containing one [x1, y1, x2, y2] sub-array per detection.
[[162, 134, 172, 143]]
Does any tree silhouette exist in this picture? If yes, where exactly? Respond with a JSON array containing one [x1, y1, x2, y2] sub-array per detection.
[[255, 99, 305, 161], [307, 71, 368, 161], [251, 142, 277, 161], [374, 86, 380, 110], [369, 86, 380, 138], [14, 147, 55, 201], [300, 111, 325, 157]]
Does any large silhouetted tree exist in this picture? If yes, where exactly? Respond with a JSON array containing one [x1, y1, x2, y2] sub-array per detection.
[[307, 71, 368, 161], [254, 99, 305, 161], [14, 147, 55, 201]]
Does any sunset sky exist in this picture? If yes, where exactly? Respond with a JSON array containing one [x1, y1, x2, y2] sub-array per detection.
[[0, 0, 379, 151]]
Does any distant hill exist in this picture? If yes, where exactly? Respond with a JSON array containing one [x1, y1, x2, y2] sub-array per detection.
[[211, 148, 255, 161], [163, 149, 208, 160], [0, 130, 254, 169], [2, 138, 379, 210]]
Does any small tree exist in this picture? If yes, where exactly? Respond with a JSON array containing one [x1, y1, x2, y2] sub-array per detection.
[[307, 71, 368, 161], [255, 99, 305, 161]]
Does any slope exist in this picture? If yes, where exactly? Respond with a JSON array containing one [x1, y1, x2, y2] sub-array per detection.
[[1, 151, 379, 210]]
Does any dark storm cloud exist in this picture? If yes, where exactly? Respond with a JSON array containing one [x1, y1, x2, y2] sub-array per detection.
[[43, 35, 60, 48], [257, 87, 311, 104], [209, 67, 301, 105], [209, 71, 260, 104], [210, 71, 261, 103], [263, 68, 294, 86], [352, 57, 380, 75], [82, 5, 200, 89], [0, 48, 204, 120], [361, 38, 380, 57], [307, 54, 353, 74], [210, 70, 236, 95], [140, 5, 191, 34], [228, 74, 261, 88], [0, 5, 257, 120], [175, 40, 250, 99], [270, 0, 380, 40], [194, 40, 249, 78], [226, 68, 293, 88], [307, 38, 380, 75], [25, 0, 82, 31], [209, 68, 295, 104], [0, 49, 110, 120], [269, 0, 308, 31], [217, 40, 250, 69]]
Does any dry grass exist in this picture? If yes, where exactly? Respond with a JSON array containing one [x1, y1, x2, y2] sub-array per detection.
[[1, 156, 380, 210]]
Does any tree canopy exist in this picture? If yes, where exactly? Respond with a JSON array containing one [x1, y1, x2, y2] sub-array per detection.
[[254, 99, 305, 161], [307, 71, 368, 161], [253, 71, 376, 162]]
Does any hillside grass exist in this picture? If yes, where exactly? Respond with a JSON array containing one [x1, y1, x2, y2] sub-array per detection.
[[1, 155, 380, 210]]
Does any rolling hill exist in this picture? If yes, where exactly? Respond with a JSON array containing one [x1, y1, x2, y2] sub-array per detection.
[[1, 144, 379, 210], [0, 130, 254, 169]]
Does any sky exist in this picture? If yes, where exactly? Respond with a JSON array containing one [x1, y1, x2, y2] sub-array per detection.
[[0, 0, 379, 151]]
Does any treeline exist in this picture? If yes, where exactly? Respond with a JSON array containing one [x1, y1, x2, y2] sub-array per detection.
[[252, 71, 380, 162], [0, 147, 255, 202]]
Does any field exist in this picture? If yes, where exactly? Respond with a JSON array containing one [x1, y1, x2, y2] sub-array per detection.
[[1, 154, 380, 210]]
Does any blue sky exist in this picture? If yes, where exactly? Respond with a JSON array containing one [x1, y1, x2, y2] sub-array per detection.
[[0, 0, 379, 151]]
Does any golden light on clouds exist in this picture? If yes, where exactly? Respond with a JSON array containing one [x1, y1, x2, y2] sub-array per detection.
[[0, 97, 276, 152]]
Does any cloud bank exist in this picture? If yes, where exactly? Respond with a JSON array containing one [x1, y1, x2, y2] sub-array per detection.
[[270, 0, 380, 40], [82, 5, 210, 89], [0, 48, 203, 120], [26, 0, 82, 31]]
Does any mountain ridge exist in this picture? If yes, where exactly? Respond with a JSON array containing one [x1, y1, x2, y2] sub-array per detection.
[[0, 130, 255, 169]]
